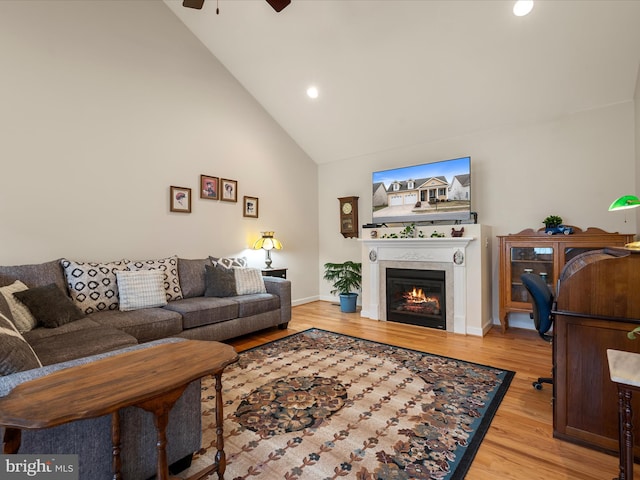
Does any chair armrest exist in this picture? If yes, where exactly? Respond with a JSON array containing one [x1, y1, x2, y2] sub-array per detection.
[[263, 277, 291, 324]]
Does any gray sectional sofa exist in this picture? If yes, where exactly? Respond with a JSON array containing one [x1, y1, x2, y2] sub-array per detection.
[[0, 255, 292, 479]]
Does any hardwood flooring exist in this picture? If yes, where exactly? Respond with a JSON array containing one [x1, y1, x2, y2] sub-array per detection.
[[226, 300, 620, 480]]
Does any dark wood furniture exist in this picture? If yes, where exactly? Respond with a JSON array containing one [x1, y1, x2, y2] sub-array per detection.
[[498, 227, 633, 332], [553, 247, 640, 461], [262, 268, 287, 279], [0, 340, 238, 480]]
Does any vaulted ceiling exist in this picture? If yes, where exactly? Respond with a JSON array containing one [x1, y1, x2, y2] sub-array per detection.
[[164, 0, 640, 165]]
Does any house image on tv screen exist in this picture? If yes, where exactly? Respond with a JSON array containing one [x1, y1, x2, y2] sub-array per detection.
[[372, 156, 471, 224]]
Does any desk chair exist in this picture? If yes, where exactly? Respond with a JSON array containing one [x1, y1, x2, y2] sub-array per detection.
[[521, 273, 554, 390]]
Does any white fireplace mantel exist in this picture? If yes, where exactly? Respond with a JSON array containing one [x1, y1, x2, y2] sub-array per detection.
[[360, 225, 493, 336]]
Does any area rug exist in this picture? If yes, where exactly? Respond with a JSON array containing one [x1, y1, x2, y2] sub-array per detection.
[[176, 328, 514, 480]]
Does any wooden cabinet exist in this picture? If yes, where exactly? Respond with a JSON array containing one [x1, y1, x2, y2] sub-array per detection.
[[498, 227, 633, 332], [553, 248, 640, 458]]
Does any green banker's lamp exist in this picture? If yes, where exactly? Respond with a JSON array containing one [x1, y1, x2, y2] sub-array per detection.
[[252, 231, 282, 269], [608, 195, 640, 249]]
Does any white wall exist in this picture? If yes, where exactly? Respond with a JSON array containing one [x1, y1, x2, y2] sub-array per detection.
[[318, 102, 637, 325], [0, 0, 319, 304]]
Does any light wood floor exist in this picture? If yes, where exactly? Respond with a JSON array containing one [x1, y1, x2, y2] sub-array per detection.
[[226, 300, 621, 480]]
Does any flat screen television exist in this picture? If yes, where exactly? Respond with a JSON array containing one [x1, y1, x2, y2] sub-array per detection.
[[372, 156, 471, 224]]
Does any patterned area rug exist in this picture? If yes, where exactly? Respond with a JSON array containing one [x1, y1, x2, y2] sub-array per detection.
[[176, 328, 514, 480]]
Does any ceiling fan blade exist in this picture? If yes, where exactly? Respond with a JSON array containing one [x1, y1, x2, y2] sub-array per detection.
[[183, 0, 205, 9], [266, 0, 290, 12]]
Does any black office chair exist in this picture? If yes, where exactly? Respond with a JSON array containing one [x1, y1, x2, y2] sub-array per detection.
[[521, 273, 554, 390]]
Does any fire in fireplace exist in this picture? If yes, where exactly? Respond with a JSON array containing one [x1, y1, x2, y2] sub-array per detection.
[[386, 268, 446, 329]]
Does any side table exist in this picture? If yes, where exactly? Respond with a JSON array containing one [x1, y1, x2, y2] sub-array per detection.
[[0, 340, 238, 480], [607, 349, 640, 480], [262, 267, 287, 279]]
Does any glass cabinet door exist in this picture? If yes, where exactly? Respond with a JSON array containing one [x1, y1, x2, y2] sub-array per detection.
[[509, 246, 554, 303]]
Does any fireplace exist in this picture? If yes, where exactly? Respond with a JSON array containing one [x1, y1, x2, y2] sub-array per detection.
[[386, 268, 446, 329]]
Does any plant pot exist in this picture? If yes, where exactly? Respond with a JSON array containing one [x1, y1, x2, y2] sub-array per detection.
[[339, 293, 358, 313]]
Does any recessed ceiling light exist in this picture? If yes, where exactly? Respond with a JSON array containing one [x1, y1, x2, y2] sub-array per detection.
[[306, 86, 319, 99], [513, 0, 533, 16]]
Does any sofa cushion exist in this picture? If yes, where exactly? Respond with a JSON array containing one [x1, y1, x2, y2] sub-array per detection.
[[89, 308, 183, 343], [0, 280, 37, 332], [204, 265, 266, 298], [0, 259, 67, 291], [61, 258, 129, 314], [128, 256, 183, 302], [204, 264, 236, 297], [27, 325, 138, 366], [0, 312, 42, 375], [116, 270, 167, 312], [233, 293, 280, 318], [13, 283, 86, 328], [23, 317, 104, 343], [209, 256, 248, 269], [234, 268, 267, 295], [177, 258, 209, 298], [163, 297, 239, 329]]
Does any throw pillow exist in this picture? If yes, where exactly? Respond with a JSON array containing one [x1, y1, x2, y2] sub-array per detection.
[[209, 256, 248, 269], [204, 264, 236, 298], [0, 311, 42, 376], [234, 267, 267, 295], [61, 259, 130, 314], [116, 270, 168, 312], [13, 283, 85, 328], [0, 280, 38, 333], [128, 256, 183, 302]]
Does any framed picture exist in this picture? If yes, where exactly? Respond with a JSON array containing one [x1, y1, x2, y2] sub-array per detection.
[[220, 178, 238, 203], [170, 186, 191, 213], [243, 196, 259, 218], [200, 175, 219, 200]]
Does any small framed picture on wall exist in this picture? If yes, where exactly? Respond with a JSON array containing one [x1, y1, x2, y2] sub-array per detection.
[[170, 186, 192, 213], [200, 175, 219, 200], [220, 178, 238, 202], [243, 196, 259, 218]]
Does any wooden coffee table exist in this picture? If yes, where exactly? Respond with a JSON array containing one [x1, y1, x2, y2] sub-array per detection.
[[0, 339, 238, 480]]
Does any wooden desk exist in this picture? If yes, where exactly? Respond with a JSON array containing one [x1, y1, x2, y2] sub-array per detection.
[[554, 247, 640, 459], [0, 340, 238, 480], [607, 349, 640, 480]]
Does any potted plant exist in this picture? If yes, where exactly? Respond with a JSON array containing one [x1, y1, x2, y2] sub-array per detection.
[[323, 261, 362, 313]]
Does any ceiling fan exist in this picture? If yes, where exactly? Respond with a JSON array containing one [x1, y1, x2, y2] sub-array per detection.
[[182, 0, 291, 13]]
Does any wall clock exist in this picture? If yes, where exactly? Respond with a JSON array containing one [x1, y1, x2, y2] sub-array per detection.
[[338, 196, 359, 238]]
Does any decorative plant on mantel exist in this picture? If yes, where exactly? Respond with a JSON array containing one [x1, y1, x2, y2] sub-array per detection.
[[323, 261, 362, 313]]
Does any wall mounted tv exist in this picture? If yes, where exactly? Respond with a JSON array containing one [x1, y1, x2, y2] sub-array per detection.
[[372, 156, 471, 224]]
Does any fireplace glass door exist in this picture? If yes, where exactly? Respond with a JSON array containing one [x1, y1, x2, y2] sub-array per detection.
[[386, 268, 446, 330]]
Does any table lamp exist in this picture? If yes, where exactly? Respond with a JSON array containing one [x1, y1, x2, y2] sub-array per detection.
[[608, 195, 640, 249], [252, 231, 282, 269], [608, 195, 640, 211]]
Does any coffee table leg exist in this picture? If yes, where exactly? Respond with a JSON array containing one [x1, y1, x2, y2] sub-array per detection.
[[112, 411, 122, 480], [3, 428, 21, 454], [214, 371, 226, 480]]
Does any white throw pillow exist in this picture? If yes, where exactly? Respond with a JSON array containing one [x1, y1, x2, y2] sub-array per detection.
[[234, 268, 267, 295], [116, 270, 168, 312], [128, 255, 183, 302], [0, 280, 37, 333]]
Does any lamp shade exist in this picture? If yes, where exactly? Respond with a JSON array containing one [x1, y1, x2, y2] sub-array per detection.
[[608, 195, 640, 211], [252, 232, 283, 251]]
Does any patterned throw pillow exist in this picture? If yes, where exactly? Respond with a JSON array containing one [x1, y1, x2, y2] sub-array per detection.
[[128, 256, 183, 302], [0, 311, 42, 376], [61, 259, 129, 315], [116, 270, 168, 312], [209, 256, 248, 269], [0, 280, 38, 333], [234, 267, 267, 295]]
